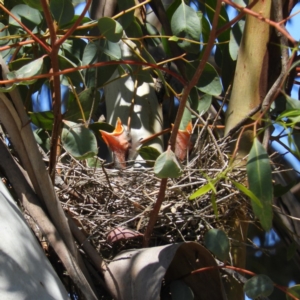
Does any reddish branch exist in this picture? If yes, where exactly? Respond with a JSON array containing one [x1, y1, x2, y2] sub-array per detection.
[[0, 58, 187, 86], [188, 265, 299, 300], [142, 0, 223, 247], [223, 0, 296, 44], [0, 4, 51, 52]]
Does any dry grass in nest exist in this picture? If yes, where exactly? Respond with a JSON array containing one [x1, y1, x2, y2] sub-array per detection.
[[54, 133, 252, 259]]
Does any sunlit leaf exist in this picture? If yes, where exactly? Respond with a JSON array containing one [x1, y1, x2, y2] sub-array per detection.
[[244, 275, 273, 298], [154, 149, 182, 178], [229, 20, 245, 61], [9, 4, 42, 28], [189, 183, 213, 200], [186, 61, 222, 96], [204, 229, 229, 261], [171, 2, 201, 53], [62, 120, 98, 160], [247, 138, 273, 231], [86, 157, 102, 168], [231, 180, 262, 208], [197, 94, 212, 116], [7, 57, 44, 85], [287, 284, 300, 300], [98, 17, 123, 43], [29, 111, 54, 130], [0, 23, 9, 45]]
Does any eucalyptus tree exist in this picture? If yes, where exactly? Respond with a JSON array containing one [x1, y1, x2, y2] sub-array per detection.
[[0, 0, 300, 299]]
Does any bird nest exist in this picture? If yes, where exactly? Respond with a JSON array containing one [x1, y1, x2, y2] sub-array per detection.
[[54, 132, 252, 259]]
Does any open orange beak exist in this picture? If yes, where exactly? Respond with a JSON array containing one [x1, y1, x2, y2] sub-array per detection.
[[172, 121, 193, 161], [100, 118, 130, 168]]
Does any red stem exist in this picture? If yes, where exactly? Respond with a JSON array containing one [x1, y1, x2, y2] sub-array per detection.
[[0, 59, 187, 86], [0, 4, 51, 52], [55, 0, 92, 47], [223, 0, 296, 44], [40, 0, 62, 182], [142, 0, 223, 247]]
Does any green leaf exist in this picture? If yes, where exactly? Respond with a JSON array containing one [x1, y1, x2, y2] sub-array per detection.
[[29, 111, 54, 130], [0, 23, 9, 45], [186, 61, 222, 96], [61, 120, 98, 160], [33, 128, 50, 152], [229, 20, 245, 61], [86, 157, 102, 168], [23, 0, 43, 11], [204, 229, 229, 261], [7, 56, 44, 85], [197, 94, 212, 116], [58, 55, 84, 88], [9, 4, 42, 29], [244, 275, 274, 299], [171, 2, 201, 53], [117, 0, 135, 29], [50, 0, 74, 26], [89, 122, 115, 134], [180, 103, 192, 130], [98, 17, 123, 43], [231, 180, 262, 208], [137, 146, 161, 167], [65, 87, 100, 122], [247, 138, 273, 231], [154, 149, 182, 178], [8, 58, 33, 70], [287, 284, 300, 300], [189, 183, 213, 200], [82, 41, 120, 87]]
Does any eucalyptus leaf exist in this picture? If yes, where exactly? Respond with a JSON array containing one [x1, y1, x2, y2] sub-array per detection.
[[204, 229, 229, 261], [50, 0, 74, 26], [86, 157, 102, 168], [29, 111, 54, 130], [243, 275, 273, 299], [117, 0, 135, 29], [7, 56, 44, 85], [186, 61, 222, 96], [0, 23, 9, 45], [171, 2, 201, 53], [197, 94, 212, 116], [137, 146, 161, 167], [287, 284, 300, 300], [9, 4, 42, 28], [247, 138, 273, 231], [189, 183, 213, 200], [154, 149, 182, 178], [98, 17, 123, 43], [229, 20, 245, 61], [62, 120, 98, 160], [65, 87, 100, 122]]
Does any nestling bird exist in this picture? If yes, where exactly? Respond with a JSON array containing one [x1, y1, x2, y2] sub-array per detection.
[[99, 118, 131, 169]]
